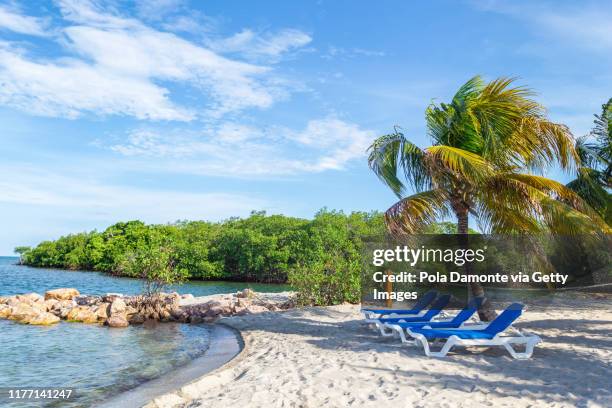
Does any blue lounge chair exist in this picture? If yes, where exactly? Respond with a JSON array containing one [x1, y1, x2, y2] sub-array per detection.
[[361, 290, 438, 322], [405, 303, 541, 359], [372, 294, 451, 337], [381, 297, 483, 340]]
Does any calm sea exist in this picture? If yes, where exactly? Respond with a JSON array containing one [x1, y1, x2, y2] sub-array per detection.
[[0, 256, 285, 407]]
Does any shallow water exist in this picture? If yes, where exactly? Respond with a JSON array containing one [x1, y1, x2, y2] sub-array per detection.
[[0, 320, 211, 407], [0, 256, 290, 297], [0, 256, 285, 407]]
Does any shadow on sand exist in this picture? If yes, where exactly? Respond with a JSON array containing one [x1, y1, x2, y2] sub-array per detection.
[[226, 306, 612, 406]]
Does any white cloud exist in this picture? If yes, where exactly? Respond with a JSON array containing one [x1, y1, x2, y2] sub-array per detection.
[[0, 42, 194, 120], [473, 0, 612, 53], [208, 28, 312, 61], [108, 118, 375, 176], [134, 0, 186, 21], [0, 0, 308, 120], [0, 5, 48, 36], [322, 46, 386, 60], [0, 164, 267, 222], [536, 10, 612, 52]]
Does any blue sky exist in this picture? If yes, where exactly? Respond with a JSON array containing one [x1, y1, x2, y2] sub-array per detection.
[[0, 0, 611, 254]]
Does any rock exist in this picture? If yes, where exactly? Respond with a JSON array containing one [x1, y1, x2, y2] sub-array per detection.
[[237, 288, 255, 299], [75, 295, 101, 306], [203, 300, 223, 308], [128, 313, 145, 324], [23, 312, 60, 325], [16, 293, 44, 303], [106, 315, 129, 328], [125, 305, 138, 316], [205, 305, 225, 317], [50, 299, 74, 310], [5, 302, 59, 325], [44, 299, 59, 311], [0, 304, 11, 318], [170, 308, 187, 322], [30, 302, 48, 313], [6, 297, 21, 307], [7, 303, 38, 321], [189, 315, 203, 324], [234, 305, 248, 316], [102, 293, 123, 303], [245, 305, 269, 314], [0, 296, 9, 304], [66, 306, 98, 323], [279, 298, 296, 309], [110, 299, 126, 315], [45, 288, 80, 301], [181, 294, 194, 300], [95, 303, 111, 320], [58, 307, 73, 319], [49, 300, 76, 318]]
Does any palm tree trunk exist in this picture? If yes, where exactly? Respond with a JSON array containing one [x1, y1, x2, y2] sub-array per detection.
[[455, 210, 497, 321]]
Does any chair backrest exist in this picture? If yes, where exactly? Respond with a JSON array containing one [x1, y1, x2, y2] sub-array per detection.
[[450, 297, 483, 324], [484, 303, 524, 335], [423, 294, 451, 319], [412, 290, 438, 312]]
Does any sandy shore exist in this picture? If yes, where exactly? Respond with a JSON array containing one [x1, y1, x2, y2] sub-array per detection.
[[145, 295, 611, 408]]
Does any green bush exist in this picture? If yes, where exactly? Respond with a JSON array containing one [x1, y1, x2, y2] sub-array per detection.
[[289, 254, 361, 305], [117, 242, 188, 296], [19, 210, 383, 284]]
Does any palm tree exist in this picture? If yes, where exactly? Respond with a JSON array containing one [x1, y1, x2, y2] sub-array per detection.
[[368, 76, 610, 320], [567, 98, 611, 223]]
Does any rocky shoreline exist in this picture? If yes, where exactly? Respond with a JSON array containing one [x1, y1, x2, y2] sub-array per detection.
[[0, 288, 295, 327]]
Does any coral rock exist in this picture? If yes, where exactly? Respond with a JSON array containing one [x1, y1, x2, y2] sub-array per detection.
[[106, 315, 129, 328], [66, 306, 98, 323], [7, 303, 38, 321], [16, 293, 44, 303], [128, 313, 145, 324], [95, 303, 111, 320], [0, 304, 12, 318], [45, 288, 80, 301], [110, 298, 127, 315], [23, 311, 60, 325]]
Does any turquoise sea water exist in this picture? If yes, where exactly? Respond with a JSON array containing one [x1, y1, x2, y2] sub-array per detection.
[[0, 257, 286, 407], [0, 257, 290, 297]]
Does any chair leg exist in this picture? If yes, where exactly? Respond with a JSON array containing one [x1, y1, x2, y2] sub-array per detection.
[[503, 338, 539, 359], [376, 322, 395, 337], [412, 334, 456, 357], [426, 337, 456, 357], [398, 328, 415, 345]]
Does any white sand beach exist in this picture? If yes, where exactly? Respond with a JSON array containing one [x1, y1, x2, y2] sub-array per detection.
[[146, 295, 611, 408]]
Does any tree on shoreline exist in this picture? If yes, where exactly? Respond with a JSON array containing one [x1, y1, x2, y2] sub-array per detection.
[[368, 76, 610, 320], [14, 246, 31, 265], [117, 240, 188, 298], [567, 98, 612, 224]]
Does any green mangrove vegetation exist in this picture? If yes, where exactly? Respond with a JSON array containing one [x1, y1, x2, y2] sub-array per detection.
[[18, 210, 383, 284]]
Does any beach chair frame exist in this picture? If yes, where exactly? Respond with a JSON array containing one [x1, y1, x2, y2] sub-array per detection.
[[405, 328, 542, 359]]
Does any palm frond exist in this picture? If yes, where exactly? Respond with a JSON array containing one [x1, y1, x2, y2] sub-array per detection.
[[384, 189, 449, 236], [566, 171, 610, 216], [511, 117, 578, 170], [477, 173, 610, 234], [425, 145, 493, 183], [368, 131, 431, 197]]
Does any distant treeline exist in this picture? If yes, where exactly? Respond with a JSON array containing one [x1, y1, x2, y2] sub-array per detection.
[[18, 210, 393, 283]]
